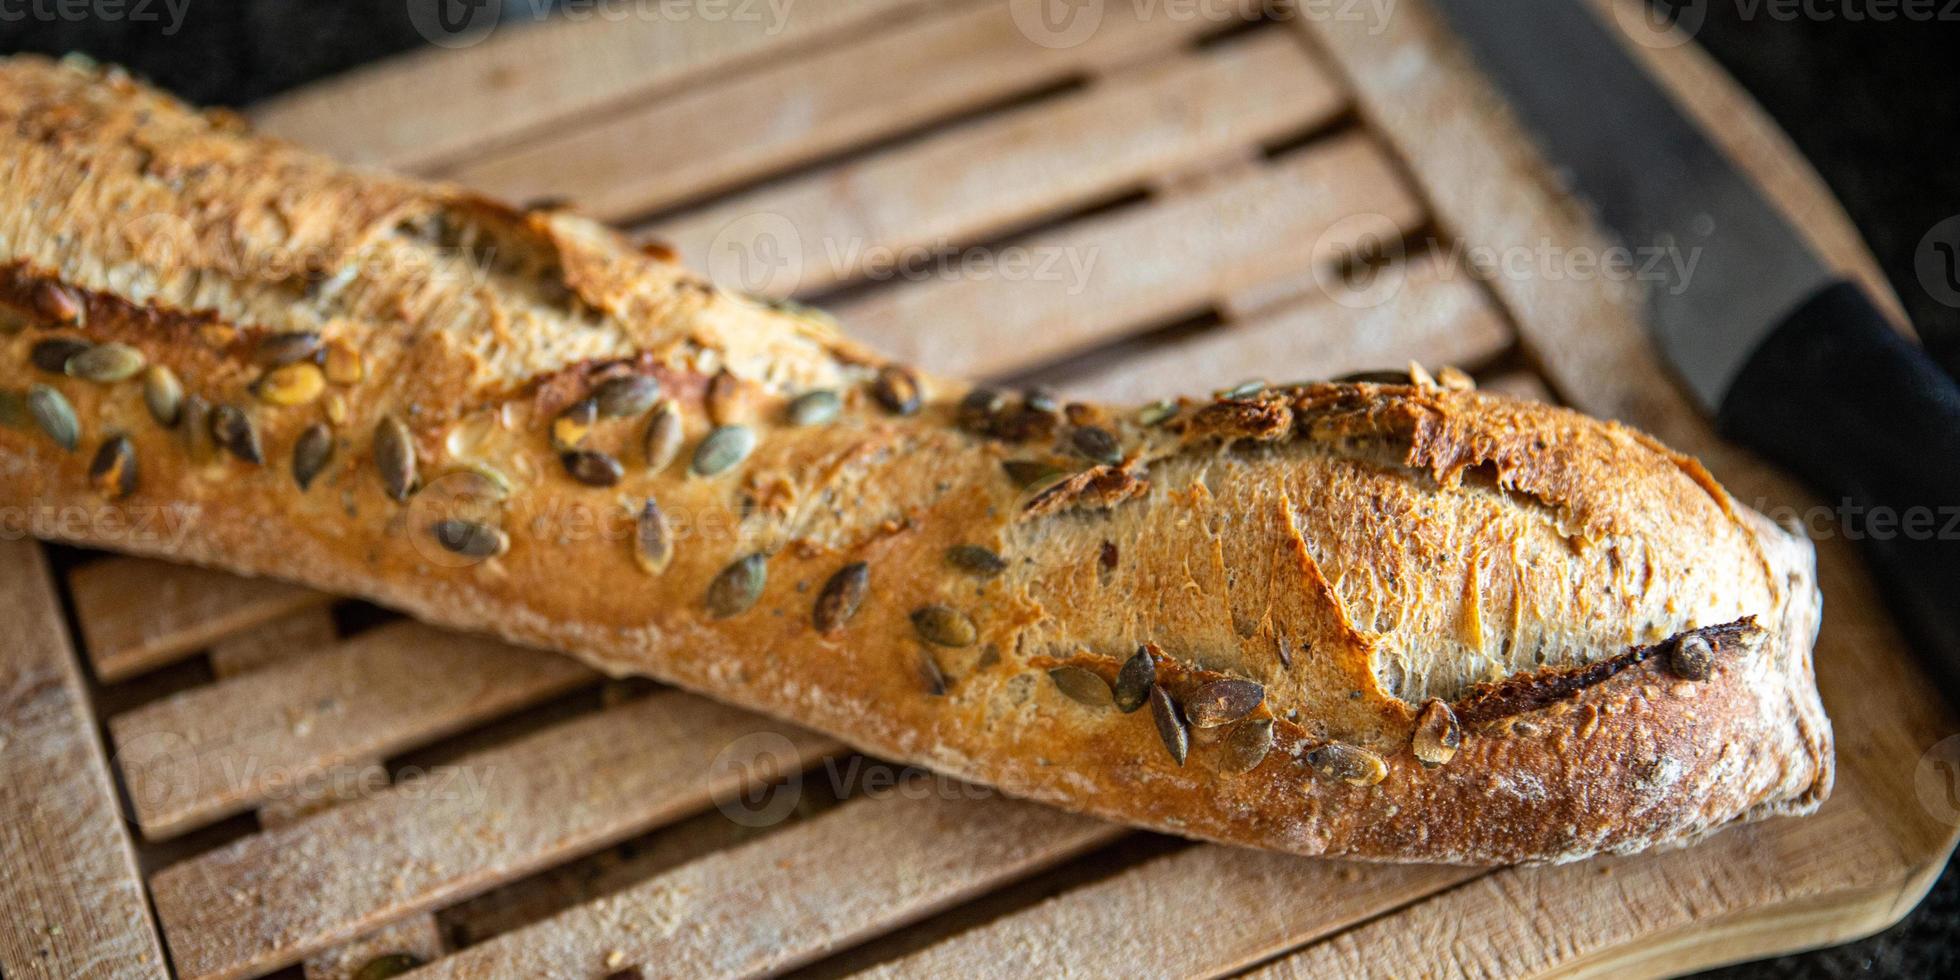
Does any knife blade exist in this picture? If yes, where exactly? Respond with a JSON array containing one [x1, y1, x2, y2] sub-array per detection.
[[1430, 0, 1960, 702]]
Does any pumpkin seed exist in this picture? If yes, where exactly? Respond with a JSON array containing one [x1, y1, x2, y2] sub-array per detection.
[[945, 544, 1006, 578], [350, 953, 423, 980], [27, 385, 79, 451], [1669, 634, 1714, 681], [1149, 685, 1189, 766], [1069, 426, 1121, 466], [210, 405, 263, 464], [34, 281, 82, 323], [1137, 400, 1179, 427], [911, 605, 976, 648], [594, 374, 660, 418], [957, 388, 1007, 433], [142, 365, 183, 427], [30, 338, 90, 373], [918, 649, 949, 697], [323, 339, 365, 385], [1001, 459, 1061, 487], [707, 553, 767, 618], [88, 434, 137, 499], [1024, 388, 1060, 415], [256, 331, 321, 366], [432, 518, 509, 559], [561, 449, 624, 487], [1215, 379, 1267, 400], [1216, 717, 1274, 774], [1049, 666, 1113, 707], [625, 400, 675, 470], [1307, 742, 1387, 786], [443, 463, 513, 500], [550, 397, 597, 451], [292, 423, 334, 491], [787, 389, 842, 427], [1113, 645, 1157, 713], [1334, 369, 1412, 385], [691, 424, 754, 476], [813, 561, 869, 635], [633, 499, 674, 574], [374, 414, 416, 500], [707, 369, 745, 425], [0, 389, 28, 429], [1186, 679, 1264, 728], [1411, 699, 1460, 768], [871, 365, 921, 416], [66, 342, 145, 382], [179, 395, 218, 465], [255, 362, 326, 405]]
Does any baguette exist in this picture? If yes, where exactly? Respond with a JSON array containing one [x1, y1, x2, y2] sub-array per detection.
[[0, 56, 1830, 863]]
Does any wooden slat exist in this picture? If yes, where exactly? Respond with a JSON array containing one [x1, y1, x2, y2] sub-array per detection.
[[830, 134, 1423, 379], [1059, 252, 1511, 403], [862, 844, 1474, 979], [208, 606, 340, 678], [150, 692, 844, 980], [0, 540, 167, 976], [423, 790, 1124, 978], [450, 0, 1262, 221], [72, 557, 330, 682], [248, 0, 941, 169], [654, 31, 1340, 296], [301, 917, 444, 980], [111, 621, 595, 838]]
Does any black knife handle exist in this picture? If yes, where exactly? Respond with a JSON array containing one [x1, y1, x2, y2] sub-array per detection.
[[1718, 280, 1960, 703]]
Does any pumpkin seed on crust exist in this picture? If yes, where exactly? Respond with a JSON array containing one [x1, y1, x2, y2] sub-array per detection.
[[1216, 716, 1275, 774], [1068, 426, 1122, 466], [1307, 742, 1387, 786], [373, 413, 417, 500], [26, 384, 78, 451], [1112, 645, 1156, 714], [1669, 634, 1715, 681], [210, 405, 264, 464], [1149, 685, 1189, 766], [918, 649, 950, 697], [1185, 679, 1264, 729], [633, 499, 674, 575], [945, 544, 1007, 578], [911, 605, 976, 648], [813, 562, 869, 635], [29, 338, 90, 373], [561, 449, 625, 487], [1411, 699, 1460, 768], [66, 342, 146, 382], [1049, 666, 1113, 708], [292, 423, 334, 492], [692, 424, 754, 476], [143, 365, 183, 427], [551, 397, 597, 451], [871, 365, 921, 416], [594, 374, 661, 418], [88, 434, 137, 499], [642, 399, 684, 472], [787, 389, 842, 427], [255, 331, 321, 366], [707, 553, 767, 618], [431, 519, 509, 559]]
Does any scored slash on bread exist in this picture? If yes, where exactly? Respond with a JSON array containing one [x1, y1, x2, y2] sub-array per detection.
[[0, 55, 1830, 863]]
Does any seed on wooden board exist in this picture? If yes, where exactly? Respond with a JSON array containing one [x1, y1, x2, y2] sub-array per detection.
[[919, 649, 950, 697], [209, 405, 264, 463], [179, 395, 217, 465], [25, 385, 78, 451], [256, 331, 321, 366], [432, 519, 509, 559], [1669, 634, 1714, 681], [706, 369, 745, 425], [871, 365, 921, 416], [707, 553, 767, 618], [88, 434, 137, 499], [1137, 400, 1178, 426], [1113, 645, 1157, 713], [1049, 666, 1113, 707], [946, 544, 1007, 578], [30, 338, 91, 373], [66, 342, 145, 382], [1186, 678, 1264, 728], [255, 362, 326, 405], [1001, 459, 1061, 487], [142, 365, 182, 426], [292, 423, 334, 492], [1307, 742, 1387, 786], [787, 389, 842, 427], [633, 499, 674, 574], [350, 952, 423, 980], [813, 561, 869, 634], [1150, 685, 1189, 766], [0, 389, 27, 429], [1069, 426, 1122, 465], [692, 424, 754, 476], [551, 397, 597, 451], [34, 281, 83, 323], [374, 414, 417, 500], [594, 374, 661, 418], [1216, 717, 1275, 774], [641, 398, 684, 473], [1411, 699, 1460, 768], [911, 605, 977, 648], [562, 449, 624, 487], [323, 339, 365, 385]]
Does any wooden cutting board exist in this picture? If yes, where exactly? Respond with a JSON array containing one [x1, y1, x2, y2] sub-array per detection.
[[2, 1, 1953, 977]]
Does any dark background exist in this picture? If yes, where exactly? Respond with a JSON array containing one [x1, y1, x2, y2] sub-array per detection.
[[2, 1, 1956, 975]]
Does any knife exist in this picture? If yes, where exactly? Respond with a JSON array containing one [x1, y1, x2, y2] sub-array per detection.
[[1430, 0, 1960, 701]]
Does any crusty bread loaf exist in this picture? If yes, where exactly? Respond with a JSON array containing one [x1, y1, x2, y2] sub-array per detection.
[[0, 56, 1830, 863]]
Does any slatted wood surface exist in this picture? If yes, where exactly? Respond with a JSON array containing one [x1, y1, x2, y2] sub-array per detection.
[[3, 1, 1953, 978]]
